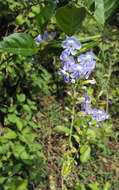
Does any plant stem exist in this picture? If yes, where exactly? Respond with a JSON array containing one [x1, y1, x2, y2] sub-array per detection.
[[69, 85, 76, 147], [69, 106, 75, 147], [77, 31, 119, 42]]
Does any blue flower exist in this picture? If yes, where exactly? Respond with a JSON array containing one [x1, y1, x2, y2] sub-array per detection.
[[90, 109, 109, 122], [70, 79, 75, 83], [77, 52, 96, 79], [43, 31, 56, 42], [77, 52, 94, 63], [58, 68, 69, 83], [36, 31, 56, 45], [58, 40, 96, 83], [62, 37, 81, 55], [80, 86, 109, 122], [69, 64, 84, 79], [81, 86, 91, 111], [60, 51, 75, 71], [60, 51, 75, 65], [36, 34, 42, 45]]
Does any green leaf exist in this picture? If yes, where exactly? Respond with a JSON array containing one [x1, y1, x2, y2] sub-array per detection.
[[16, 14, 26, 25], [17, 94, 26, 103], [0, 177, 6, 184], [86, 129, 97, 141], [0, 33, 38, 56], [94, 0, 119, 27], [94, 0, 105, 27], [73, 184, 86, 190], [8, 114, 18, 123], [36, 3, 56, 33], [88, 184, 100, 190], [103, 182, 111, 190], [20, 151, 29, 160], [17, 179, 28, 190], [86, 0, 95, 8], [55, 126, 70, 134], [16, 120, 23, 131], [104, 0, 119, 20], [5, 129, 17, 139], [80, 145, 91, 163], [22, 104, 31, 112], [8, 179, 28, 190], [55, 5, 86, 36]]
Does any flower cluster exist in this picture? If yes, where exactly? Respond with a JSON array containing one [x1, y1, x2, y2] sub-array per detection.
[[36, 31, 56, 45], [58, 37, 109, 125], [58, 37, 96, 83], [81, 87, 109, 122]]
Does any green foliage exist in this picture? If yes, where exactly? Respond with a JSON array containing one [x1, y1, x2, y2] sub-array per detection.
[[55, 5, 86, 36], [55, 125, 70, 134], [0, 0, 118, 189], [88, 184, 100, 190], [36, 2, 56, 33], [94, 0, 119, 28], [73, 182, 111, 190], [0, 33, 38, 56], [0, 50, 53, 188], [80, 145, 91, 163]]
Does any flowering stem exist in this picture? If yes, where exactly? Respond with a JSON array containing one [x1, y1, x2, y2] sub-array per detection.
[[69, 106, 75, 147], [69, 85, 77, 147]]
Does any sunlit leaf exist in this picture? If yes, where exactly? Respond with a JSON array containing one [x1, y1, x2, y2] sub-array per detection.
[[80, 145, 91, 162], [55, 126, 70, 134], [0, 33, 38, 56], [103, 182, 111, 190], [88, 184, 100, 190], [5, 129, 17, 139]]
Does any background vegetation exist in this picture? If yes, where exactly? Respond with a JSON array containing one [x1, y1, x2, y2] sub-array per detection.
[[0, 0, 119, 189]]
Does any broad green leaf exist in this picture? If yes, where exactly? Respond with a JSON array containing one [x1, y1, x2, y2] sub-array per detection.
[[55, 126, 70, 134], [88, 184, 100, 190], [36, 3, 56, 33], [80, 145, 91, 163], [103, 182, 111, 190], [5, 129, 17, 139], [55, 5, 86, 36], [94, 0, 119, 27], [0, 33, 38, 56]]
